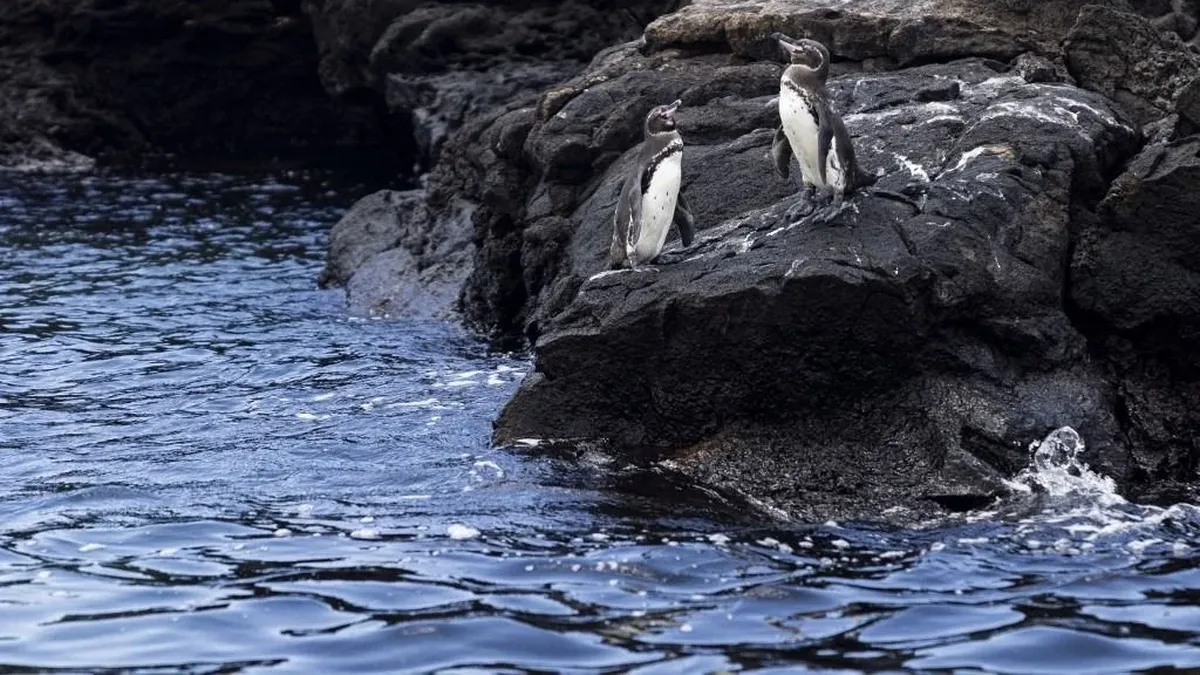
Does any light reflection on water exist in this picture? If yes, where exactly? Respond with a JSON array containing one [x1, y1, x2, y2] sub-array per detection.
[[1, 172, 1198, 673]]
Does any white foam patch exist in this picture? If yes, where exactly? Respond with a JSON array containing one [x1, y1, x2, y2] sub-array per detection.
[[447, 524, 481, 540], [349, 528, 380, 540], [391, 398, 439, 408], [473, 460, 505, 477]]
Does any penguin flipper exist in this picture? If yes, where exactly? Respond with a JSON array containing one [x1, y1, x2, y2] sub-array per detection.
[[620, 173, 643, 245], [612, 172, 643, 267], [816, 104, 834, 186], [673, 191, 695, 247], [771, 127, 792, 179], [829, 112, 866, 190]]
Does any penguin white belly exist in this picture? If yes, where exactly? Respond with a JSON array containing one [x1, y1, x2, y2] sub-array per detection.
[[779, 84, 825, 188], [632, 152, 682, 263]]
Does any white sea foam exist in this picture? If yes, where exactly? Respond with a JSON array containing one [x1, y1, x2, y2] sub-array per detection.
[[447, 524, 481, 540]]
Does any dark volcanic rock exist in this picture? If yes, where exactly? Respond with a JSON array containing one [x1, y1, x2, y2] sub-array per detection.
[[306, 0, 675, 170], [305, 0, 1200, 519], [315, 1, 679, 319], [321, 189, 474, 319], [1064, 5, 1200, 127], [492, 57, 1143, 521], [642, 0, 1133, 63], [0, 0, 388, 170], [460, 0, 1160, 347], [1071, 137, 1200, 501]]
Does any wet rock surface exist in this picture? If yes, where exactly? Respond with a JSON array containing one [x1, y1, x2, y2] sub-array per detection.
[[493, 60, 1143, 520], [321, 188, 475, 319], [420, 0, 1199, 520]]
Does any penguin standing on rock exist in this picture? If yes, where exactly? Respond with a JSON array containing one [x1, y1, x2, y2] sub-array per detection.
[[609, 99, 695, 270], [771, 33, 870, 219]]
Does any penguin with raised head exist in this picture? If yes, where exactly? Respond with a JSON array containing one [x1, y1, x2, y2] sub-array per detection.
[[609, 99, 696, 270], [771, 33, 868, 218]]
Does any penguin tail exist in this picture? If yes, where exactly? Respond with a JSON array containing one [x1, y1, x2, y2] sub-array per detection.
[[854, 166, 880, 190]]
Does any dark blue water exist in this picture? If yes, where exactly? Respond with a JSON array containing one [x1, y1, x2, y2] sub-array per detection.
[[2, 171, 1199, 674]]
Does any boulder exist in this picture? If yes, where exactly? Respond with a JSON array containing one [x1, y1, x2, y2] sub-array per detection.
[[490, 57, 1142, 520], [303, 0, 1200, 519], [1071, 136, 1200, 503], [321, 189, 475, 320], [305, 0, 676, 170], [1064, 5, 1200, 127], [460, 0, 1172, 344]]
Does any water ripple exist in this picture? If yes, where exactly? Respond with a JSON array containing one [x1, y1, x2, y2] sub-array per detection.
[[1, 172, 1198, 673]]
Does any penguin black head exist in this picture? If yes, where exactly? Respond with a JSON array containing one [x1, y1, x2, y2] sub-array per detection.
[[773, 33, 829, 77], [644, 99, 681, 136]]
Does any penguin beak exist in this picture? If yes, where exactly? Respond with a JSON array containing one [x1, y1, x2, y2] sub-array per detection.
[[665, 99, 682, 115], [773, 32, 801, 59]]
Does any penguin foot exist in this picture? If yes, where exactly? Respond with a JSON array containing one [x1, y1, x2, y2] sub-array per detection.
[[813, 186, 837, 208], [786, 200, 816, 222], [812, 200, 852, 225]]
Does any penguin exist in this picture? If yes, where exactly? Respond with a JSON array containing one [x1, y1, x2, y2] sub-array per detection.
[[771, 33, 869, 218], [609, 99, 696, 270]]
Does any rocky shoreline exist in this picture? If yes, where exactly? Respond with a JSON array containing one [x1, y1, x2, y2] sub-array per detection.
[[8, 1, 1199, 522], [451, 0, 1199, 521]]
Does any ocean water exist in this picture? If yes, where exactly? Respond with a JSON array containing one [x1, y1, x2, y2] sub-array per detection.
[[1, 171, 1198, 674]]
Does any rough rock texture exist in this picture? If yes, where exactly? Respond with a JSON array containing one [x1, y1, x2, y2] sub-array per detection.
[[363, 0, 1200, 520], [320, 189, 474, 318], [314, 0, 682, 316], [642, 0, 1131, 64], [305, 0, 679, 170], [1071, 135, 1200, 504], [493, 59, 1142, 520], [459, 0, 1197, 346], [1064, 5, 1200, 127], [305, 0, 1200, 519], [0, 0, 386, 170]]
